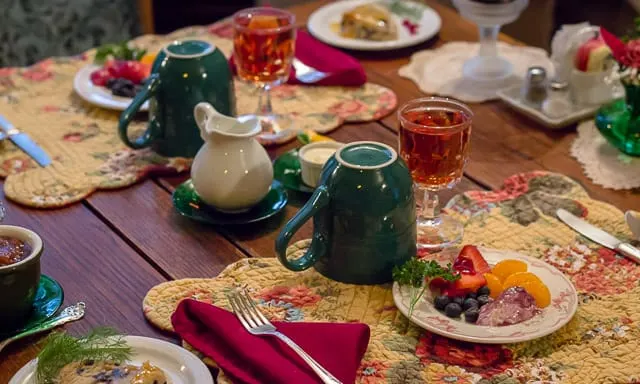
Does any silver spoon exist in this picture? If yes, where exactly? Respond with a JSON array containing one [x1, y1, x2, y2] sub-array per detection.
[[0, 302, 86, 354]]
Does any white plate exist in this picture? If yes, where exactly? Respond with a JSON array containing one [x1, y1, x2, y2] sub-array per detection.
[[308, 0, 441, 51], [497, 84, 621, 130], [73, 64, 149, 111], [392, 248, 578, 344], [9, 335, 214, 384]]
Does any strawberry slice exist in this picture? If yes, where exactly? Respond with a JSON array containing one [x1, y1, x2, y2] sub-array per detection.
[[90, 68, 111, 86], [428, 277, 451, 292], [456, 245, 491, 274], [454, 272, 487, 293]]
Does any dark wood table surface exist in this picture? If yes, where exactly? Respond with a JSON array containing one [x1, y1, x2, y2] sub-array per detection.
[[1, 0, 638, 381]]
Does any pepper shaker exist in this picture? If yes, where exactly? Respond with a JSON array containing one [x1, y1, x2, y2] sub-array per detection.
[[521, 66, 548, 109]]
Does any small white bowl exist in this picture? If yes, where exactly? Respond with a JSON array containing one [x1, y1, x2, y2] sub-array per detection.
[[298, 141, 344, 187]]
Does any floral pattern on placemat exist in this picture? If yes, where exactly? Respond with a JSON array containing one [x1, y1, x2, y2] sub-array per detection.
[[143, 171, 639, 384], [0, 22, 396, 208]]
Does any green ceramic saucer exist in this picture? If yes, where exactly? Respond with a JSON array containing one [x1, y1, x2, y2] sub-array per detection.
[[1, 275, 64, 337], [173, 179, 288, 225], [273, 149, 314, 193]]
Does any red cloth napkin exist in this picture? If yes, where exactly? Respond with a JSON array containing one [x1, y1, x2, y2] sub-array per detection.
[[172, 299, 370, 384], [229, 30, 367, 86]]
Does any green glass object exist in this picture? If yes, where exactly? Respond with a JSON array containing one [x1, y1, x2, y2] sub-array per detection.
[[173, 179, 288, 225], [273, 149, 314, 194], [276, 141, 417, 285], [0, 275, 63, 337], [119, 40, 236, 158], [596, 83, 640, 156]]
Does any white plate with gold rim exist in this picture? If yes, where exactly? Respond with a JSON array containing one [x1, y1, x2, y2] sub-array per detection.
[[392, 248, 578, 344], [9, 336, 213, 384], [308, 0, 441, 51]]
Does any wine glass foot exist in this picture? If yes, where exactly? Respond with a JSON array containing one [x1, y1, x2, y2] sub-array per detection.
[[238, 113, 294, 136], [417, 215, 464, 251], [463, 55, 513, 83]]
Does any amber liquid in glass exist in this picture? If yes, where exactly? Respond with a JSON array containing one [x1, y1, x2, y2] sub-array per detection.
[[233, 14, 295, 84], [399, 109, 471, 189]]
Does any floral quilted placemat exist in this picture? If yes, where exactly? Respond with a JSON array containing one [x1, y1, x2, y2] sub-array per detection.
[[0, 24, 395, 208], [143, 171, 639, 384]]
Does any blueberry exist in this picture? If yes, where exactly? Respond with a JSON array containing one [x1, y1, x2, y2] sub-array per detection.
[[434, 295, 450, 310], [106, 78, 117, 88], [464, 307, 480, 323], [466, 292, 477, 300], [477, 295, 491, 306], [462, 298, 478, 311], [477, 286, 490, 297], [452, 296, 464, 306], [444, 302, 462, 318]]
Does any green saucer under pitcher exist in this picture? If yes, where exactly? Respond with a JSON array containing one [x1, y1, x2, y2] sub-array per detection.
[[276, 141, 417, 285]]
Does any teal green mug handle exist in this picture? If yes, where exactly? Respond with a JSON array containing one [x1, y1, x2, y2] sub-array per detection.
[[276, 186, 331, 271], [118, 74, 161, 149]]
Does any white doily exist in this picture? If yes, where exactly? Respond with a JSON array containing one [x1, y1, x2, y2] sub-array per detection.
[[571, 120, 640, 190], [398, 42, 554, 103]]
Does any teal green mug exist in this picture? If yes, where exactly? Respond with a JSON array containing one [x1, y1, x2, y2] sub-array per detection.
[[119, 40, 235, 158], [0, 226, 42, 333], [276, 141, 417, 284]]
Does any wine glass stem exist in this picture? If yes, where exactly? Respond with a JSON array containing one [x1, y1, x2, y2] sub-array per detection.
[[478, 25, 501, 57], [256, 84, 274, 117], [420, 187, 440, 220]]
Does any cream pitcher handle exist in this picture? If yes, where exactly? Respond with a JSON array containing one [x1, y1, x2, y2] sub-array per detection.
[[193, 102, 218, 139]]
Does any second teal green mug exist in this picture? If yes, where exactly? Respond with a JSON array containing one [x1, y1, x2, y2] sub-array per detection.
[[275, 141, 417, 285], [119, 40, 235, 158]]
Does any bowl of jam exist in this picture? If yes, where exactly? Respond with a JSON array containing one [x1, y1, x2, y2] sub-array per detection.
[[0, 225, 43, 333]]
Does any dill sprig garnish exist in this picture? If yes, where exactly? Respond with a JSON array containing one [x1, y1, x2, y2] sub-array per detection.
[[36, 327, 132, 384]]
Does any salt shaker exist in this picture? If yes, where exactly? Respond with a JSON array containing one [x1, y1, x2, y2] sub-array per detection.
[[521, 66, 548, 109]]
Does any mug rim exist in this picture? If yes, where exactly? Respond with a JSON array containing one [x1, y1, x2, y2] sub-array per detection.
[[163, 40, 216, 59], [0, 225, 43, 272], [335, 141, 398, 170]]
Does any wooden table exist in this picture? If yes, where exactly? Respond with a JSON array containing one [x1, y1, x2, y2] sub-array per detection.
[[1, 0, 637, 381]]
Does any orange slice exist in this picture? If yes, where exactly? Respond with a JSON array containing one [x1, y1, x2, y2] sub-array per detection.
[[491, 259, 528, 282], [503, 272, 543, 289], [247, 15, 280, 30], [483, 273, 504, 299], [519, 280, 551, 308]]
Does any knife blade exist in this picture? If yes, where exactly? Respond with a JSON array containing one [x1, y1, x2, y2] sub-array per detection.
[[0, 115, 51, 167], [557, 208, 640, 264]]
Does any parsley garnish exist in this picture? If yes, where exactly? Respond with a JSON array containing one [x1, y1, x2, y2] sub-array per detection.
[[393, 258, 459, 317], [94, 41, 146, 64]]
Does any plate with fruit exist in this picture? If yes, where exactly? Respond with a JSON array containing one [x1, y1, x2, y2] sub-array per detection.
[[392, 245, 578, 344], [74, 42, 155, 111]]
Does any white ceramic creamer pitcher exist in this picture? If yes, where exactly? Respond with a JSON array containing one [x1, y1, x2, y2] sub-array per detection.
[[191, 102, 273, 213]]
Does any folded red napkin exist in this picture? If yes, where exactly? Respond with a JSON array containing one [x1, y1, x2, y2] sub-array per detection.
[[229, 30, 367, 86], [172, 299, 370, 384]]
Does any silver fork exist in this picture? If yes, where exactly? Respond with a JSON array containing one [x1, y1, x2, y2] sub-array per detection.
[[292, 58, 330, 84], [227, 290, 342, 384]]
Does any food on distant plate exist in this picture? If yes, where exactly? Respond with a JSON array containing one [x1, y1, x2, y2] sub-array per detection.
[[297, 129, 334, 144], [393, 245, 552, 326], [89, 42, 153, 98], [339, 4, 398, 41], [35, 327, 167, 384], [0, 236, 32, 266]]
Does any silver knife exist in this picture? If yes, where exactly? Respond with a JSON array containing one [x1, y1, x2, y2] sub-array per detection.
[[0, 115, 51, 167], [557, 208, 640, 264]]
